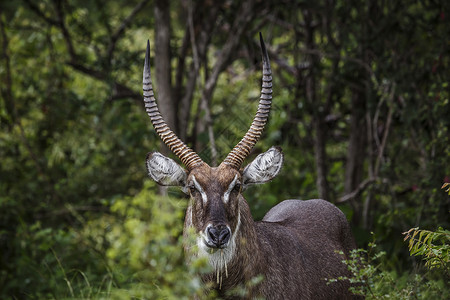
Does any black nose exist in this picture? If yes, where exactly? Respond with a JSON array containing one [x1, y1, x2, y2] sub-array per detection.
[[207, 225, 231, 248]]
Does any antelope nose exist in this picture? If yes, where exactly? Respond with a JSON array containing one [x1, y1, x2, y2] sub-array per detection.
[[207, 225, 230, 248]]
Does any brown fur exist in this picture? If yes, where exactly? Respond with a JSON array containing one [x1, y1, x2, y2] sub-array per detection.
[[183, 164, 361, 299]]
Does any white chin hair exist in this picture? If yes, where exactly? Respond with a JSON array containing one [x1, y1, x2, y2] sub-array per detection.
[[197, 236, 235, 272], [196, 211, 241, 272]]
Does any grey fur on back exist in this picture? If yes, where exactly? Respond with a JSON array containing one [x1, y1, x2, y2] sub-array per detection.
[[251, 199, 358, 299]]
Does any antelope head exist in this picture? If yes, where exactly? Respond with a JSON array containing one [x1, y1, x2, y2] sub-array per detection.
[[143, 34, 283, 261]]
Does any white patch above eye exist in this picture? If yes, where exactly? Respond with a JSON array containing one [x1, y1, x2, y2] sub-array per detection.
[[192, 176, 208, 205], [223, 175, 239, 204], [242, 146, 284, 186], [146, 152, 186, 186]]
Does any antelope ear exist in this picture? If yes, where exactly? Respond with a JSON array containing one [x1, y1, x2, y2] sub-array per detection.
[[242, 146, 284, 187], [146, 152, 187, 187]]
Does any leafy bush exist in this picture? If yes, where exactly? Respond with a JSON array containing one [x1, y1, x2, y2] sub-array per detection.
[[403, 227, 449, 274], [76, 181, 211, 299], [329, 239, 449, 299]]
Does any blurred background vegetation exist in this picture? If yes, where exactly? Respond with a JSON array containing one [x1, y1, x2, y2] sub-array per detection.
[[0, 0, 449, 298]]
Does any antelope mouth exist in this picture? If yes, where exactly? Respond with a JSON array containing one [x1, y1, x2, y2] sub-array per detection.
[[199, 225, 232, 253], [197, 237, 228, 255], [203, 238, 229, 250]]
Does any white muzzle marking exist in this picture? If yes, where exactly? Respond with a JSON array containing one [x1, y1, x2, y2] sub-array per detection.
[[197, 209, 241, 272]]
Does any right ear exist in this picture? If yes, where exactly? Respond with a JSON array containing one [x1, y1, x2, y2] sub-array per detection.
[[242, 146, 284, 188], [146, 152, 187, 187]]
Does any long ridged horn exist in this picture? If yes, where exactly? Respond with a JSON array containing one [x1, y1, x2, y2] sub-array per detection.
[[143, 40, 204, 170], [221, 33, 273, 169]]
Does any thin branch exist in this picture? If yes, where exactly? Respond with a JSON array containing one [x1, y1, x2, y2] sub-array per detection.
[[188, 0, 200, 73], [0, 13, 14, 126], [263, 42, 310, 76], [174, 25, 189, 102], [337, 178, 376, 203], [206, 0, 256, 87], [106, 0, 150, 63], [24, 0, 76, 59], [68, 62, 140, 101], [366, 111, 374, 179], [297, 47, 377, 85], [67, 61, 140, 100], [66, 61, 105, 80], [197, 0, 256, 164], [338, 83, 396, 204], [374, 83, 395, 176], [25, 0, 140, 101], [372, 91, 385, 149], [324, 53, 341, 117], [264, 14, 295, 31], [112, 83, 141, 101], [178, 1, 219, 141], [324, 0, 340, 49], [53, 0, 76, 59], [23, 0, 58, 26]]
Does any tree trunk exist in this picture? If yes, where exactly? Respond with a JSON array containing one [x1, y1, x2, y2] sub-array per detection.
[[193, 0, 256, 164], [154, 0, 173, 196], [303, 9, 329, 201], [344, 89, 366, 225], [154, 0, 175, 133], [312, 111, 329, 200], [177, 1, 219, 142]]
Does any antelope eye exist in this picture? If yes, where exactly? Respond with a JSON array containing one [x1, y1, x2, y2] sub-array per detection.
[[234, 182, 241, 191], [188, 185, 196, 194]]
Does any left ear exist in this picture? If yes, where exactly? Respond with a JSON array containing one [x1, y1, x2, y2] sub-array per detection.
[[146, 152, 187, 187], [242, 146, 284, 188]]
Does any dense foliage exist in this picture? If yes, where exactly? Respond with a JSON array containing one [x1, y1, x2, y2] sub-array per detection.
[[0, 0, 449, 298]]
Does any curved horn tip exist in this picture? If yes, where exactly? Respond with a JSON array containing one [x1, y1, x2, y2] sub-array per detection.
[[259, 33, 269, 63], [144, 40, 151, 72]]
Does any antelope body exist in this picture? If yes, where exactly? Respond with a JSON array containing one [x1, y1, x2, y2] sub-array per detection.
[[142, 34, 359, 299]]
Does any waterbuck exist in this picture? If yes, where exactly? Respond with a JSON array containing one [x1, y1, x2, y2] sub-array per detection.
[[142, 34, 359, 299]]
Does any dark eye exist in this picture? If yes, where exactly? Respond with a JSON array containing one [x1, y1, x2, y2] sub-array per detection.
[[234, 182, 241, 192], [188, 185, 196, 194]]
